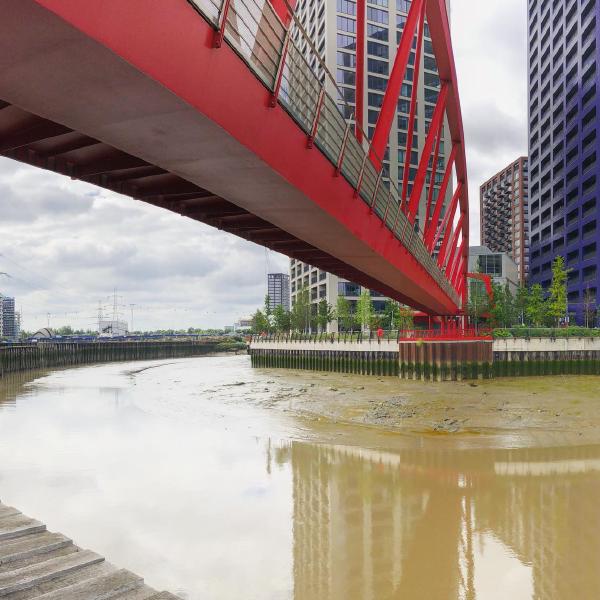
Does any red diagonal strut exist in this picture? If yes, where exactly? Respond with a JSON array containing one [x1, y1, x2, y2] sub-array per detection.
[[400, 1, 426, 208], [407, 83, 448, 223], [369, 0, 424, 170], [424, 117, 444, 227], [425, 145, 456, 249], [433, 182, 460, 259], [443, 213, 465, 273]]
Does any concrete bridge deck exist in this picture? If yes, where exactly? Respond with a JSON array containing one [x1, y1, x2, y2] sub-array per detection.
[[0, 502, 177, 599]]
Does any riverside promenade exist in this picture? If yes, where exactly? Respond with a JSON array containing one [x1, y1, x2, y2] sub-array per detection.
[[0, 501, 177, 598]]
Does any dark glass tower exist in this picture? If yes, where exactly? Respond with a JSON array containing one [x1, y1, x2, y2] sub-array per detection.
[[527, 0, 599, 323]]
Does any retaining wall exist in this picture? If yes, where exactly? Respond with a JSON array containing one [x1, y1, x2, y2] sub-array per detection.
[[0, 341, 221, 376], [250, 336, 600, 380]]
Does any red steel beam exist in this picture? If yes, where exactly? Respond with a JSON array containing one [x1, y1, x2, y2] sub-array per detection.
[[432, 181, 460, 256], [406, 83, 447, 223], [443, 213, 464, 274], [424, 145, 456, 249], [424, 116, 444, 227], [400, 0, 425, 209], [355, 0, 365, 143], [369, 0, 424, 170]]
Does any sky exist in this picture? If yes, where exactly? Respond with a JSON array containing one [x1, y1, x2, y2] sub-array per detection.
[[0, 0, 528, 332]]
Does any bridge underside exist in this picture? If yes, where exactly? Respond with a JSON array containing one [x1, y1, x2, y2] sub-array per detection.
[[0, 0, 459, 314], [0, 100, 408, 299]]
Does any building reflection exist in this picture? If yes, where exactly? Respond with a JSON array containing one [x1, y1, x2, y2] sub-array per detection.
[[276, 440, 600, 599], [0, 370, 46, 409]]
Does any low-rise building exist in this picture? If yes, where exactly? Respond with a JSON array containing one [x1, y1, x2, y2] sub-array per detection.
[[468, 246, 520, 294]]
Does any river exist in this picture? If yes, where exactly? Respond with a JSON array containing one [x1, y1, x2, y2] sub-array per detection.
[[1, 355, 599, 599]]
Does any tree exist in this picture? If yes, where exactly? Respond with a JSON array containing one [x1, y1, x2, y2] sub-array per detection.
[[467, 280, 489, 332], [251, 309, 270, 334], [272, 304, 291, 332], [583, 287, 597, 328], [291, 286, 310, 332], [526, 283, 547, 327], [490, 283, 515, 328], [336, 296, 354, 332], [397, 306, 415, 330], [515, 283, 528, 325], [383, 300, 401, 329], [264, 295, 272, 319], [547, 255, 569, 325], [356, 289, 373, 332], [316, 299, 334, 332]]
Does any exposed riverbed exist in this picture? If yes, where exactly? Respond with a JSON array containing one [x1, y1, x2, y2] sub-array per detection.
[[1, 355, 599, 599]]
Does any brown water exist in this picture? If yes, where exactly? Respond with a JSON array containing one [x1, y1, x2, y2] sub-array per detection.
[[1, 356, 599, 599]]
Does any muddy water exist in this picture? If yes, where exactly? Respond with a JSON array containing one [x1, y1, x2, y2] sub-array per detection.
[[1, 356, 600, 599]]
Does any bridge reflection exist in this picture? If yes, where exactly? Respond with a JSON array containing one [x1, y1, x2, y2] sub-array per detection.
[[272, 440, 600, 599]]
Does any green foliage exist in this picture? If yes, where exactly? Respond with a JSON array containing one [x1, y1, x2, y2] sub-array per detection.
[[316, 298, 334, 332], [514, 284, 528, 325], [489, 283, 515, 328], [525, 283, 547, 327], [336, 296, 354, 332], [383, 300, 400, 329], [492, 328, 513, 338], [291, 286, 310, 333], [547, 256, 569, 325], [251, 309, 270, 334], [264, 294, 272, 318], [397, 306, 414, 330], [272, 303, 291, 333], [356, 289, 373, 332], [467, 280, 490, 330]]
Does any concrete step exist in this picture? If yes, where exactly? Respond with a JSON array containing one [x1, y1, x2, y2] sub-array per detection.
[[112, 584, 162, 599], [0, 532, 72, 566], [0, 516, 46, 542], [0, 549, 104, 596], [115, 589, 180, 600], [32, 568, 144, 600], [14, 562, 116, 600], [0, 505, 21, 519]]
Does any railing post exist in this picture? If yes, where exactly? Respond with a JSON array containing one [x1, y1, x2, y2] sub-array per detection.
[[354, 153, 368, 199], [270, 28, 292, 107], [336, 121, 353, 176], [213, 0, 232, 49], [307, 87, 325, 149], [370, 168, 384, 210]]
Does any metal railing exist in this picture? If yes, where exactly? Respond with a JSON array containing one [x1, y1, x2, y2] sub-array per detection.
[[250, 327, 493, 343], [187, 0, 459, 306]]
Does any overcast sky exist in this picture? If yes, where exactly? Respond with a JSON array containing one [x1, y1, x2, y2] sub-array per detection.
[[0, 0, 528, 332]]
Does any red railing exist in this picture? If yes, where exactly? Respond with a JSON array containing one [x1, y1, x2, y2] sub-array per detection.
[[398, 328, 492, 341]]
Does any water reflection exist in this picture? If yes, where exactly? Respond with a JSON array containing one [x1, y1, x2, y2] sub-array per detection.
[[0, 358, 599, 599], [280, 441, 600, 600]]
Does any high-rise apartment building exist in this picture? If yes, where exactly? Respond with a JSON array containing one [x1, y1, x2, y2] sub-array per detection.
[[267, 273, 291, 311], [480, 157, 530, 283], [527, 0, 599, 322], [291, 0, 452, 328], [0, 295, 17, 339]]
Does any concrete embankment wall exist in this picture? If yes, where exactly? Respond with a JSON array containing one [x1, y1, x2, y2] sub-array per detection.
[[493, 337, 600, 376], [0, 341, 220, 377], [250, 340, 399, 377], [250, 337, 600, 380]]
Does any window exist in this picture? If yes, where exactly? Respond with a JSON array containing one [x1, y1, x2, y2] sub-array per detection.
[[368, 75, 387, 91], [367, 41, 388, 58], [367, 57, 388, 75], [337, 51, 356, 67], [367, 23, 388, 41], [337, 34, 356, 51], [336, 0, 356, 15], [367, 7, 388, 24], [337, 15, 356, 33]]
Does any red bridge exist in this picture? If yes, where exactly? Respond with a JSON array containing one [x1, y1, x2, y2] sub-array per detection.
[[0, 0, 469, 315]]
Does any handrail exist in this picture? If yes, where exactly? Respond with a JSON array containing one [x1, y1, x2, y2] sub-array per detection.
[[187, 0, 460, 307]]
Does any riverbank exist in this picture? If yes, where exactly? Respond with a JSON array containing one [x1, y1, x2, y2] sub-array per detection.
[[252, 367, 600, 445]]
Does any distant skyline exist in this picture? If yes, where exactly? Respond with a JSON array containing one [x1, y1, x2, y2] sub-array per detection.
[[0, 0, 527, 331]]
